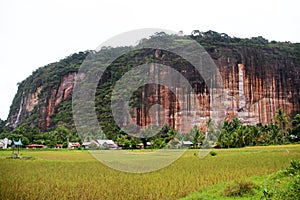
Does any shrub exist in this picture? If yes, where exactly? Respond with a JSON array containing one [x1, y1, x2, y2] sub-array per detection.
[[285, 160, 300, 175], [224, 180, 254, 197], [209, 151, 217, 156], [263, 160, 300, 200]]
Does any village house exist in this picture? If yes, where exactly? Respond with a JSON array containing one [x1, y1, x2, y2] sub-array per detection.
[[81, 140, 99, 149], [0, 138, 11, 149], [137, 142, 152, 149], [68, 142, 81, 149], [96, 140, 118, 149], [55, 144, 63, 148], [81, 140, 118, 149], [182, 141, 193, 148], [26, 144, 47, 149]]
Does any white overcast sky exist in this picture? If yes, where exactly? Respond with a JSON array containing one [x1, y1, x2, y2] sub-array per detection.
[[0, 0, 299, 120]]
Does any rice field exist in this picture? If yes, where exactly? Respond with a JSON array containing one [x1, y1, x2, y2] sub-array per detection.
[[0, 145, 300, 200]]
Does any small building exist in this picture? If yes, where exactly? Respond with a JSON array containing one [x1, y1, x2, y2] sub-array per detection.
[[182, 141, 193, 148], [137, 142, 152, 149], [26, 144, 47, 149], [68, 142, 81, 149], [81, 142, 91, 149], [0, 138, 11, 149], [96, 140, 118, 149], [81, 140, 118, 150], [56, 144, 63, 148], [81, 141, 96, 149]]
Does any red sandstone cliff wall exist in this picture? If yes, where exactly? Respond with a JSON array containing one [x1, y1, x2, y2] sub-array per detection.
[[6, 46, 300, 131], [7, 72, 77, 130], [130, 48, 299, 133]]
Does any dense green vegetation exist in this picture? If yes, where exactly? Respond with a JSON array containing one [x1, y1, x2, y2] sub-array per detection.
[[0, 145, 299, 199], [181, 159, 300, 200], [0, 125, 81, 147], [191, 30, 300, 60], [216, 110, 300, 148], [1, 108, 299, 150], [0, 118, 5, 133]]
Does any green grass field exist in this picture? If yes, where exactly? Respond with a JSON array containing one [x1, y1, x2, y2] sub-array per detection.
[[1, 145, 299, 200]]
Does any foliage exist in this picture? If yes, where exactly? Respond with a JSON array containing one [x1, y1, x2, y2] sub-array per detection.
[[209, 151, 217, 156], [262, 160, 300, 200], [181, 157, 300, 200], [51, 99, 75, 130], [151, 137, 166, 149], [2, 125, 81, 148], [290, 114, 300, 142], [274, 108, 289, 137], [223, 180, 255, 197], [4, 102, 300, 150], [217, 109, 297, 148], [116, 134, 138, 149], [188, 125, 205, 149], [0, 119, 5, 133]]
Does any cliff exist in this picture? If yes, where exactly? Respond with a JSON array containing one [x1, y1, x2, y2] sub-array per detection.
[[5, 31, 300, 136], [6, 52, 88, 131]]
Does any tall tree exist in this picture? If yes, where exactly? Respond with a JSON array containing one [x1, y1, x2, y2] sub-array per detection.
[[189, 125, 205, 149], [291, 114, 300, 142], [274, 108, 289, 137]]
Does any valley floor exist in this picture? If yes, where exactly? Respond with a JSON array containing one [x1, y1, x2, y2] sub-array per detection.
[[0, 144, 299, 200]]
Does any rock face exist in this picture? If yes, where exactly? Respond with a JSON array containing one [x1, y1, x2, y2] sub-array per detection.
[[11, 86, 43, 128], [7, 72, 77, 130], [43, 72, 77, 127], [218, 47, 299, 125], [127, 47, 299, 133], [6, 41, 300, 132]]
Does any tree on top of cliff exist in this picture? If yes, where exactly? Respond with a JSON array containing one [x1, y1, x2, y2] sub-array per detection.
[[0, 118, 5, 135]]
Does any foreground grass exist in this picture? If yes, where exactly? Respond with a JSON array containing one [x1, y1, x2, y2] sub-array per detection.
[[181, 160, 300, 200], [181, 174, 274, 200], [0, 145, 299, 200]]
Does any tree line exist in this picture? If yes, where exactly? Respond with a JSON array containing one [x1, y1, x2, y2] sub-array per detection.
[[216, 109, 300, 148], [0, 125, 81, 148], [0, 109, 299, 149], [116, 109, 300, 149]]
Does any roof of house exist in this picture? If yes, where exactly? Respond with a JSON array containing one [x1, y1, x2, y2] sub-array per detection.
[[182, 141, 193, 145], [82, 142, 91, 146], [12, 139, 23, 146], [137, 142, 152, 146], [97, 140, 115, 145], [69, 142, 81, 147], [26, 144, 46, 147]]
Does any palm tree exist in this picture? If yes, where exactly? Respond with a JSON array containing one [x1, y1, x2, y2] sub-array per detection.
[[219, 121, 233, 148], [274, 108, 289, 138], [222, 128, 234, 148], [207, 118, 217, 142], [189, 125, 205, 149], [291, 114, 300, 142], [268, 122, 280, 144]]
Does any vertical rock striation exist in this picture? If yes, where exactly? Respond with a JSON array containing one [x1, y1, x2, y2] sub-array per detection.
[[5, 41, 300, 132], [7, 73, 77, 130]]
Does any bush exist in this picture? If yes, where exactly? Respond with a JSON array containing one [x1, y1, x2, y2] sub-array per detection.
[[209, 151, 217, 156], [224, 180, 254, 197], [285, 160, 300, 175], [263, 160, 300, 199]]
